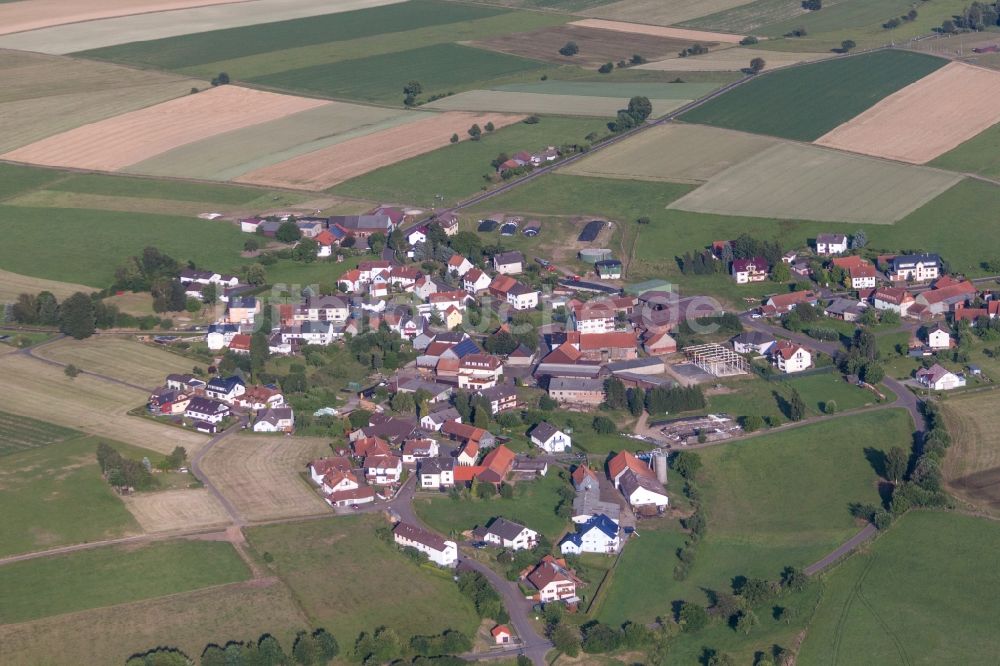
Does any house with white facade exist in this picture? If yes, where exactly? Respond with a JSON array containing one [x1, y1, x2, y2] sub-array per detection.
[[732, 257, 769, 284], [185, 397, 230, 424], [393, 522, 458, 567], [815, 233, 848, 255], [871, 287, 915, 316], [618, 469, 669, 511], [887, 254, 941, 283], [419, 457, 456, 489], [916, 364, 966, 391], [205, 376, 246, 403], [769, 340, 813, 374], [493, 251, 524, 275], [364, 454, 403, 485], [477, 518, 539, 551], [525, 556, 580, 603], [927, 324, 952, 350], [447, 254, 474, 277], [253, 407, 294, 432], [463, 268, 493, 294], [559, 514, 620, 555], [530, 422, 572, 453]]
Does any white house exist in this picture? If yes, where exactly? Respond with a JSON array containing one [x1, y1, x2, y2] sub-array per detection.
[[478, 518, 539, 551], [770, 340, 812, 374], [420, 408, 461, 432], [559, 514, 620, 555], [252, 407, 294, 432], [185, 397, 230, 424], [447, 254, 474, 277], [364, 454, 403, 485], [406, 227, 428, 247], [571, 303, 616, 334], [463, 268, 492, 294], [872, 287, 915, 316], [526, 556, 579, 603], [916, 364, 966, 391], [732, 257, 769, 284], [419, 457, 455, 489], [731, 331, 776, 355], [529, 422, 572, 453], [401, 438, 439, 465], [309, 457, 352, 487], [281, 321, 337, 346], [300, 296, 349, 323], [888, 254, 941, 283], [205, 323, 239, 351], [205, 376, 246, 403], [618, 469, 669, 511], [816, 233, 848, 255], [505, 283, 540, 310], [927, 324, 952, 350], [493, 251, 524, 275], [393, 522, 458, 567]]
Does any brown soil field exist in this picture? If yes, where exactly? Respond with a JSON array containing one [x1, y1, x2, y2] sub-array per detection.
[[0, 0, 248, 36], [0, 354, 206, 455], [470, 25, 712, 67], [0, 268, 92, 303], [236, 111, 524, 190], [199, 434, 331, 522], [0, 578, 308, 665], [36, 336, 194, 388], [570, 18, 746, 43], [942, 391, 1000, 516], [815, 62, 1000, 164], [2, 85, 329, 172], [122, 489, 231, 533]]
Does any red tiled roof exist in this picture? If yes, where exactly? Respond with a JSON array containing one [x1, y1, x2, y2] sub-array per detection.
[[481, 444, 515, 477], [772, 339, 806, 360], [541, 341, 582, 364], [228, 333, 251, 351], [442, 420, 487, 442], [572, 465, 597, 486], [608, 450, 654, 481], [327, 485, 375, 504], [831, 255, 870, 270], [579, 331, 637, 351], [353, 437, 391, 458], [315, 230, 336, 246]]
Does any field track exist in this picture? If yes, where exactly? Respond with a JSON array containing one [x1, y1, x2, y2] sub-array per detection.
[[570, 18, 747, 42], [816, 61, 1000, 164], [237, 111, 525, 191], [2, 86, 328, 172]]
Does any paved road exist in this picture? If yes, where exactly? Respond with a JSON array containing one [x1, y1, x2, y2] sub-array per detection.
[[189, 416, 250, 527], [803, 523, 877, 576]]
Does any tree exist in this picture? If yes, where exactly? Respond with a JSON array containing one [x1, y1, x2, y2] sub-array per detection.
[[539, 394, 558, 411], [485, 330, 519, 355], [349, 409, 372, 429], [294, 237, 319, 262], [59, 292, 96, 339], [749, 57, 766, 74], [840, 39, 856, 52], [559, 41, 579, 56], [781, 566, 807, 591], [787, 389, 806, 422], [679, 602, 709, 632], [127, 647, 193, 666], [627, 95, 653, 123], [824, 399, 838, 414], [737, 609, 759, 634], [551, 624, 580, 657], [627, 387, 645, 417], [211, 72, 230, 86], [605, 377, 627, 409], [403, 80, 422, 96], [672, 451, 702, 480], [391, 391, 415, 413], [592, 415, 616, 434], [451, 231, 483, 259], [292, 631, 318, 665], [862, 361, 884, 384], [468, 124, 482, 141], [802, 0, 822, 9], [368, 231, 386, 255], [276, 221, 302, 243], [244, 263, 267, 286], [450, 133, 459, 143], [485, 121, 495, 132], [771, 261, 790, 282], [582, 623, 622, 653], [742, 414, 764, 432], [250, 331, 269, 377], [313, 629, 339, 661], [64, 363, 80, 378], [886, 446, 908, 483], [598, 62, 614, 74]]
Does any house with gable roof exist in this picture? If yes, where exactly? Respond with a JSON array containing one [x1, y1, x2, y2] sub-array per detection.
[[559, 514, 621, 555], [475, 517, 538, 550]]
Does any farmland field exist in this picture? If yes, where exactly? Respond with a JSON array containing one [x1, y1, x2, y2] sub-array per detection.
[[36, 337, 194, 388], [239, 111, 526, 192], [0, 162, 66, 200], [0, 409, 79, 457], [0, 429, 141, 558], [666, 142, 961, 224], [580, 0, 757, 27], [931, 120, 1000, 178], [332, 116, 614, 207], [122, 489, 231, 533], [425, 90, 687, 117], [248, 43, 544, 104], [0, 50, 203, 153], [0, 268, 93, 304], [0, 578, 308, 666], [680, 50, 947, 141], [816, 62, 1000, 164], [0, 205, 246, 287], [199, 434, 330, 522], [563, 123, 777, 183], [0, 353, 206, 455], [0, 0, 245, 36], [570, 19, 748, 42], [3, 85, 327, 172], [245, 516, 480, 640], [635, 47, 832, 71], [124, 103, 427, 181], [413, 469, 570, 539], [492, 80, 722, 98], [471, 24, 712, 68], [800, 511, 1000, 665], [940, 391, 1000, 516], [0, 539, 249, 623], [45, 172, 273, 204]]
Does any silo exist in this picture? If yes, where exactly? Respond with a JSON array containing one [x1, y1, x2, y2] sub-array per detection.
[[652, 450, 668, 484]]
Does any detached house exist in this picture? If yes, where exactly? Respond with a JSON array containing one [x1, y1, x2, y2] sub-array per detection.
[[595, 259, 622, 280], [769, 340, 812, 373], [185, 396, 230, 424], [364, 454, 403, 485], [608, 450, 655, 489], [548, 377, 604, 406], [458, 353, 503, 390], [927, 323, 952, 350], [916, 363, 966, 391], [526, 556, 580, 603], [319, 470, 375, 507], [815, 233, 848, 255], [253, 407, 295, 433], [887, 253, 941, 283], [205, 376, 246, 403], [619, 469, 668, 511], [560, 514, 620, 555], [463, 268, 492, 294], [419, 457, 456, 489], [871, 287, 915, 316], [571, 302, 617, 334], [493, 251, 524, 275], [530, 422, 572, 453], [732, 257, 769, 284], [226, 296, 260, 325], [393, 522, 458, 567], [447, 254, 474, 277], [474, 384, 519, 414], [476, 518, 538, 551]]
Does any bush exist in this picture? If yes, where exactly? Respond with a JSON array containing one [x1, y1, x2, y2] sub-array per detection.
[[592, 415, 616, 434], [559, 41, 579, 56], [598, 62, 614, 74]]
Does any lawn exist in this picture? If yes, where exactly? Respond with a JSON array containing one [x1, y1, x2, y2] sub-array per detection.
[[940, 390, 1000, 517], [76, 0, 509, 70], [244, 515, 480, 641], [0, 205, 247, 287], [799, 510, 1000, 665], [0, 539, 249, 623], [249, 43, 545, 104], [413, 469, 571, 539], [332, 116, 612, 207], [930, 119, 1000, 179], [679, 50, 947, 141], [707, 371, 885, 422]]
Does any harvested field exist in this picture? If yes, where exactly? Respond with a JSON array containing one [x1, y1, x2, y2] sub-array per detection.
[[0, 0, 407, 54], [0, 0, 248, 36], [636, 47, 831, 71], [35, 337, 193, 389], [667, 142, 962, 224], [199, 435, 330, 522], [3, 86, 327, 172], [570, 18, 747, 42], [816, 62, 1000, 164], [5, 190, 249, 217], [0, 268, 92, 304], [679, 0, 813, 33], [0, 50, 203, 153], [124, 103, 424, 181], [0, 578, 307, 666], [492, 80, 722, 98], [563, 123, 777, 183], [470, 24, 710, 67], [0, 354, 205, 455], [581, 0, 756, 27], [122, 489, 231, 533], [237, 111, 524, 191], [425, 90, 686, 117], [941, 391, 1000, 516]]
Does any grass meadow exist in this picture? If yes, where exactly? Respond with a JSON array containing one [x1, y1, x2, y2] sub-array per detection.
[[0, 540, 250, 623], [799, 510, 1000, 665], [930, 120, 1000, 179], [940, 390, 1000, 516], [413, 468, 571, 539], [680, 50, 946, 141], [245, 515, 480, 640], [35, 337, 195, 388]]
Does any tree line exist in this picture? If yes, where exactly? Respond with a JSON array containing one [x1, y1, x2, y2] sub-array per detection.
[[96, 442, 156, 491]]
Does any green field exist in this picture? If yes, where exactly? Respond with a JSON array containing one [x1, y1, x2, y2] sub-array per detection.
[[414, 470, 570, 539], [245, 515, 479, 640], [667, 142, 961, 224], [800, 511, 1000, 665], [249, 43, 544, 104], [332, 116, 611, 206], [0, 409, 78, 456], [0, 540, 249, 623], [425, 90, 687, 118], [0, 162, 67, 202], [0, 205, 247, 287], [680, 50, 946, 141], [580, 0, 755, 26], [491, 80, 723, 98], [708, 372, 887, 422], [46, 173, 270, 204], [76, 0, 509, 70], [930, 120, 1000, 179]]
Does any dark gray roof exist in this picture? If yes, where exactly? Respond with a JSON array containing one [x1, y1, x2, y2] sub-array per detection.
[[530, 421, 562, 442], [732, 331, 775, 345], [485, 517, 531, 541], [494, 251, 524, 266], [549, 377, 604, 392], [619, 469, 667, 498]]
